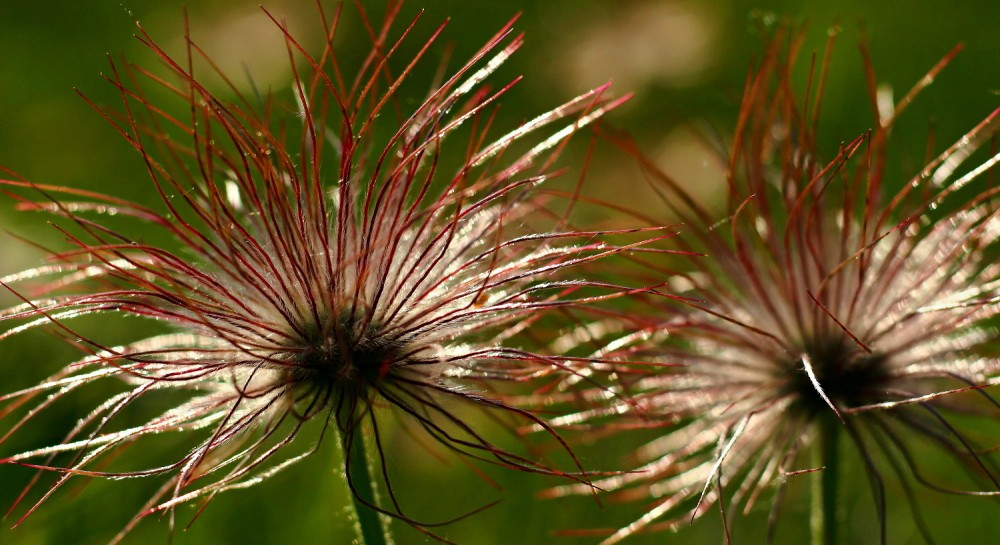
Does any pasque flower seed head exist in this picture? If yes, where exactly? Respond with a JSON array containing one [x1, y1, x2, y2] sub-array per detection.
[[0, 4, 656, 541], [550, 30, 1000, 544]]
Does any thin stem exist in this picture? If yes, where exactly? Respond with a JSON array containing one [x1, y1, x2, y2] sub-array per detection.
[[345, 428, 394, 545], [812, 416, 841, 545]]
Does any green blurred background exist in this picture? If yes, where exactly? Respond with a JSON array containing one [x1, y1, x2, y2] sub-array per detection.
[[0, 1, 998, 544]]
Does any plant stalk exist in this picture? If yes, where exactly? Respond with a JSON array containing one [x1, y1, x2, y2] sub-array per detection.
[[811, 416, 840, 545], [333, 422, 394, 545]]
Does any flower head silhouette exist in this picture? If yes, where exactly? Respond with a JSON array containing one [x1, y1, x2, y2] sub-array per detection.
[[550, 31, 1000, 544], [0, 4, 650, 541]]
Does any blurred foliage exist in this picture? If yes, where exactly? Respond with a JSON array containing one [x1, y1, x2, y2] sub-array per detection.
[[0, 1, 997, 544]]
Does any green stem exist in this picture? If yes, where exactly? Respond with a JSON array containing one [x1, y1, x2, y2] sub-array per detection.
[[811, 416, 840, 545], [345, 429, 394, 545]]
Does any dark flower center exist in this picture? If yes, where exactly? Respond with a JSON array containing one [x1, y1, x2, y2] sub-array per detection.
[[287, 316, 402, 392], [786, 339, 889, 415]]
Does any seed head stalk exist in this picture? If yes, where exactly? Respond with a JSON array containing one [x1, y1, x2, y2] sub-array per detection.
[[812, 415, 840, 545], [345, 428, 393, 545]]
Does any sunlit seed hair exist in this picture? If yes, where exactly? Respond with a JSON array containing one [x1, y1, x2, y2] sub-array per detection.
[[0, 3, 660, 541]]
